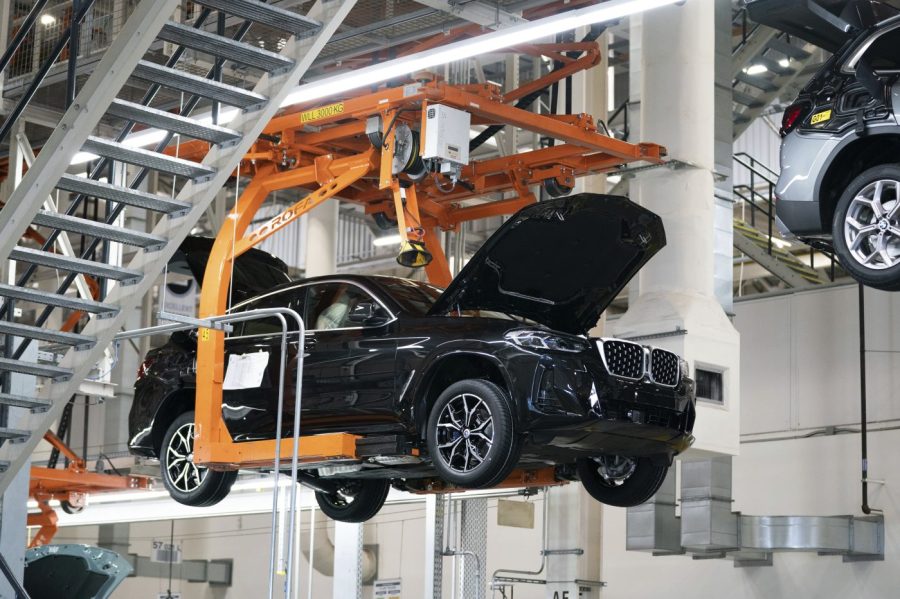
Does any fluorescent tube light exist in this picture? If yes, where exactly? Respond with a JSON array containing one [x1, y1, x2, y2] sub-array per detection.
[[373, 233, 402, 247], [281, 0, 685, 107]]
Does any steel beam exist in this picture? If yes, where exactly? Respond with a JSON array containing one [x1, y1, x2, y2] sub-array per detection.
[[414, 0, 525, 29]]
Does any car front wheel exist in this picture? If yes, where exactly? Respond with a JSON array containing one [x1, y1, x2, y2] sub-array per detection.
[[577, 455, 668, 507], [161, 411, 237, 507], [427, 379, 520, 489], [833, 165, 900, 290], [314, 479, 390, 523]]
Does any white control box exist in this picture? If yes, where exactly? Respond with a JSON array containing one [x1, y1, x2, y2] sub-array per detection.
[[422, 104, 471, 166]]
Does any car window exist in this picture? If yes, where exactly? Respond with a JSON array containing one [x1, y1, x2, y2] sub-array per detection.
[[305, 283, 377, 330], [861, 27, 900, 70], [232, 287, 304, 336], [378, 278, 444, 315]]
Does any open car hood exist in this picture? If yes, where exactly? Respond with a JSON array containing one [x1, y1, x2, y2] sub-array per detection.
[[170, 236, 291, 303], [745, 0, 899, 52], [24, 544, 132, 599], [429, 194, 665, 335]]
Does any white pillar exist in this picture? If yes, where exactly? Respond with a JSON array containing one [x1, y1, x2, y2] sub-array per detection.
[[611, 1, 740, 456], [332, 521, 363, 599], [304, 202, 338, 277], [424, 494, 444, 599], [545, 486, 604, 599]]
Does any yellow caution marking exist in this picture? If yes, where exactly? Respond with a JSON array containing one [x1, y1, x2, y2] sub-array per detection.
[[300, 102, 345, 123]]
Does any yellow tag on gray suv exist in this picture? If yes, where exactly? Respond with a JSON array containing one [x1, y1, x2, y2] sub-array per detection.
[[810, 109, 832, 125]]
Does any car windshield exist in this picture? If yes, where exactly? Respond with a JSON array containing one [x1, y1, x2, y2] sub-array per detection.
[[378, 277, 538, 324], [378, 278, 443, 315]]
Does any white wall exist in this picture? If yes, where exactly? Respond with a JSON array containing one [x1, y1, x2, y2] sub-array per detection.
[[601, 283, 900, 598]]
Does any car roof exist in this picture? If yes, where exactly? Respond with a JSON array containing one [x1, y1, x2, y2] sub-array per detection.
[[230, 273, 439, 313]]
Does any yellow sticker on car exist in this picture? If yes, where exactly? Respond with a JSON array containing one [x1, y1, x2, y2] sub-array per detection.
[[810, 109, 832, 125], [300, 102, 345, 124]]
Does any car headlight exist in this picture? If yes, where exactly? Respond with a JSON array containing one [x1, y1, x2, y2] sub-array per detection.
[[505, 330, 588, 353], [679, 358, 690, 379]]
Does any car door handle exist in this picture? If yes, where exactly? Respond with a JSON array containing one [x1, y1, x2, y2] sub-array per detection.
[[304, 338, 317, 351]]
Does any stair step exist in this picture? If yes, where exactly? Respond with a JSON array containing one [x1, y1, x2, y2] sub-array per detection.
[[158, 21, 294, 72], [766, 37, 812, 61], [133, 60, 268, 109], [0, 283, 117, 316], [193, 0, 321, 36], [10, 246, 143, 285], [32, 210, 168, 250], [0, 358, 71, 381], [755, 55, 795, 76], [106, 99, 241, 145], [735, 72, 778, 92], [733, 90, 764, 108], [82, 136, 215, 180], [0, 393, 51, 413], [57, 173, 191, 214], [0, 428, 30, 443], [0, 321, 95, 348]]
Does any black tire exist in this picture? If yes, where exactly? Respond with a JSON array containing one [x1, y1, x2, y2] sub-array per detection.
[[427, 379, 520, 489], [372, 211, 398, 231], [832, 165, 900, 291], [314, 479, 390, 523], [577, 456, 668, 508], [160, 411, 237, 507], [543, 178, 573, 198], [60, 500, 84, 515]]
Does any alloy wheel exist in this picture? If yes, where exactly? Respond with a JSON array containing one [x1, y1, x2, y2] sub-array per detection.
[[165, 421, 207, 493], [844, 179, 900, 270], [592, 455, 637, 486], [435, 393, 494, 473]]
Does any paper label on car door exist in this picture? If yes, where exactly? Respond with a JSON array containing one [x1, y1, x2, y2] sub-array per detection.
[[810, 109, 832, 124], [222, 352, 269, 390]]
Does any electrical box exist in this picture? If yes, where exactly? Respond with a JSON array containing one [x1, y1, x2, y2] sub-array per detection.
[[422, 104, 470, 167]]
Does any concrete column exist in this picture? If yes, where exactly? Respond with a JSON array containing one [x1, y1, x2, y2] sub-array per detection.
[[611, 1, 740, 456], [304, 202, 338, 277], [545, 486, 604, 599], [332, 521, 363, 599]]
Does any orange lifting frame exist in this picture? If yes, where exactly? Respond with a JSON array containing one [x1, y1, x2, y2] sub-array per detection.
[[28, 431, 151, 547], [191, 39, 666, 475]]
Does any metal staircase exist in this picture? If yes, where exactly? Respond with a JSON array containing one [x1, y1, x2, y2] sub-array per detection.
[[732, 6, 823, 138], [0, 0, 356, 495], [732, 153, 829, 288]]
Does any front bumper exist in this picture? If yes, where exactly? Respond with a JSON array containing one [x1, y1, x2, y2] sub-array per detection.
[[519, 348, 695, 458]]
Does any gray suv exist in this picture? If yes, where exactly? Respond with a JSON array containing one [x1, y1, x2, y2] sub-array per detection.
[[748, 0, 900, 290]]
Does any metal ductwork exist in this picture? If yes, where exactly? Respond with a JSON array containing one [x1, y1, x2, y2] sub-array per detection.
[[627, 457, 884, 566]]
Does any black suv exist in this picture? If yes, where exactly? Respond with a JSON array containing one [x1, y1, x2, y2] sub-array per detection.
[[129, 195, 696, 522], [748, 0, 900, 289]]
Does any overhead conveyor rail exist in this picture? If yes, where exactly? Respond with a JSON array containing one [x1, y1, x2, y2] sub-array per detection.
[[0, 0, 358, 498]]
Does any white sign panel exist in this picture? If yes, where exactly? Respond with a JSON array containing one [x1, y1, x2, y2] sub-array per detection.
[[222, 352, 270, 390], [150, 540, 182, 564], [374, 578, 402, 599]]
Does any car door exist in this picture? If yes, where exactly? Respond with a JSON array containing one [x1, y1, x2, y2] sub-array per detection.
[[222, 287, 304, 441], [299, 281, 399, 432]]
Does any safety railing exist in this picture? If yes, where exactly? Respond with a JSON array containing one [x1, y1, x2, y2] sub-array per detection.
[[732, 152, 837, 279], [116, 306, 307, 599], [731, 5, 762, 56], [607, 99, 630, 141]]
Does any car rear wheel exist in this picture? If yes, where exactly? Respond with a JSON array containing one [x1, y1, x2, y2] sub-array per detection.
[[577, 455, 668, 507], [833, 165, 900, 291], [314, 479, 390, 523], [427, 379, 520, 489], [161, 411, 237, 507]]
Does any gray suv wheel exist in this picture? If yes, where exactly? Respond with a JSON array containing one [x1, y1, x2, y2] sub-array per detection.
[[833, 165, 900, 291]]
